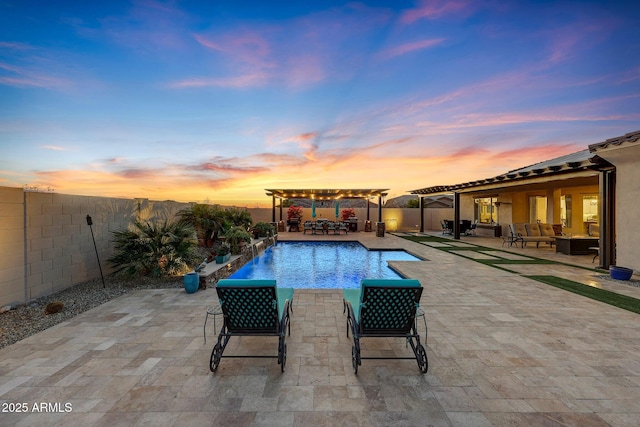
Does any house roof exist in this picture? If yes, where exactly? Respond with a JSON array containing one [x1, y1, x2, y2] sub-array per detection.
[[589, 130, 640, 152], [265, 189, 389, 200], [410, 149, 598, 196]]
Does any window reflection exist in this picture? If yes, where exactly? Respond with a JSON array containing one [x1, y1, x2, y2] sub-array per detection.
[[475, 197, 496, 224]]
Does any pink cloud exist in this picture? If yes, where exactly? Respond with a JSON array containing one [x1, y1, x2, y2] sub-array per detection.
[[379, 38, 444, 60], [175, 3, 392, 90], [98, 0, 193, 53], [169, 72, 269, 89], [490, 144, 582, 167], [0, 62, 70, 89], [401, 0, 474, 24]]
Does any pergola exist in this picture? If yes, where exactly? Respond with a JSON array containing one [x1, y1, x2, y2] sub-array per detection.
[[265, 189, 389, 223]]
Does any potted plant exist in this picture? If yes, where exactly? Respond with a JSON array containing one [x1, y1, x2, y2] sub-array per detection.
[[252, 222, 274, 238], [215, 243, 231, 264], [610, 265, 634, 281], [287, 205, 303, 220], [341, 208, 356, 221], [224, 226, 252, 254]]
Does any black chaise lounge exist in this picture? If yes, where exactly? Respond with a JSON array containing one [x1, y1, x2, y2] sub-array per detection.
[[211, 279, 294, 373], [343, 279, 428, 374]]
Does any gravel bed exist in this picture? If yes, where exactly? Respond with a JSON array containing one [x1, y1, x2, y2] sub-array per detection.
[[595, 274, 640, 288], [0, 276, 183, 350]]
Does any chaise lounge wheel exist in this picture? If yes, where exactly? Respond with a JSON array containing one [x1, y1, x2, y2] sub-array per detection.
[[210, 343, 222, 372], [416, 344, 428, 373]]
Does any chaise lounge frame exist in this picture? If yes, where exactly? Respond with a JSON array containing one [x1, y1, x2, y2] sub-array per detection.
[[343, 279, 428, 374], [211, 279, 293, 373]]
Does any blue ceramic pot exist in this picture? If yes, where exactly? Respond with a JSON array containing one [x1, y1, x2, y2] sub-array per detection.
[[610, 266, 633, 281], [183, 272, 199, 293]]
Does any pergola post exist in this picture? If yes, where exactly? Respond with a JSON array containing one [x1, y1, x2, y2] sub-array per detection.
[[367, 198, 370, 221], [272, 195, 276, 223], [377, 195, 382, 222], [279, 199, 283, 221], [419, 196, 424, 233]]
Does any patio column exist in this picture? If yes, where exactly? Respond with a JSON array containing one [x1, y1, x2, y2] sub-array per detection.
[[453, 192, 461, 239], [279, 199, 283, 221], [378, 195, 382, 222], [367, 198, 370, 221], [599, 168, 615, 269]]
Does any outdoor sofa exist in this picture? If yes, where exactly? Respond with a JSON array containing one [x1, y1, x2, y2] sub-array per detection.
[[508, 223, 558, 248]]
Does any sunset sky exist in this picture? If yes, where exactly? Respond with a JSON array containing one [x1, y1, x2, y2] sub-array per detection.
[[1, 0, 639, 207]]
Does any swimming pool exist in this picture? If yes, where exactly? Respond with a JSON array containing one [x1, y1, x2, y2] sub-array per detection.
[[229, 241, 421, 289]]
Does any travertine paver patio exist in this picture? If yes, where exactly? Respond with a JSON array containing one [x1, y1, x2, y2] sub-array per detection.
[[1, 232, 640, 426]]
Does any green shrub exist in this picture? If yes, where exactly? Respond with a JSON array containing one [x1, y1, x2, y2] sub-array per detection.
[[252, 221, 274, 237], [224, 226, 252, 254], [109, 219, 198, 277], [224, 207, 252, 230]]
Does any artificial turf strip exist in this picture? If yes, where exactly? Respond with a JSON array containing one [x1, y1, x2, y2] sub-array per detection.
[[527, 275, 640, 315], [400, 235, 453, 243], [398, 235, 595, 271]]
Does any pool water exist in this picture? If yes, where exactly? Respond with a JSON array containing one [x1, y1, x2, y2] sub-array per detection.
[[229, 241, 421, 289]]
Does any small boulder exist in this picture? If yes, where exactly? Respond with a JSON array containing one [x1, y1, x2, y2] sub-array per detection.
[[45, 301, 64, 315]]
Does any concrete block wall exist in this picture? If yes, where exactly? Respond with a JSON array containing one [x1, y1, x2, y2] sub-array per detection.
[[0, 187, 193, 307], [0, 187, 26, 305]]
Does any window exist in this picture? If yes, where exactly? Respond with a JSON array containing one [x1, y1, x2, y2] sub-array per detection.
[[560, 195, 572, 228], [529, 196, 547, 223], [475, 197, 497, 224], [583, 195, 598, 222]]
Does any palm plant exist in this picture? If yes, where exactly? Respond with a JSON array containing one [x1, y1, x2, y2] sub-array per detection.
[[224, 207, 252, 230], [109, 219, 198, 277], [177, 204, 227, 247]]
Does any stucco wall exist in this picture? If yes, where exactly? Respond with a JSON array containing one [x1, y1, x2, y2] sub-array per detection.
[[615, 160, 640, 271], [594, 143, 640, 272], [265, 206, 435, 232]]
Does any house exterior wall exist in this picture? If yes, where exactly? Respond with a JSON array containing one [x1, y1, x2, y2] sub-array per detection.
[[615, 159, 640, 271], [591, 143, 640, 272], [450, 180, 599, 238]]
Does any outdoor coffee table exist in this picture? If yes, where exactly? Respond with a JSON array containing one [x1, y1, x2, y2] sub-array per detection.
[[555, 236, 599, 255]]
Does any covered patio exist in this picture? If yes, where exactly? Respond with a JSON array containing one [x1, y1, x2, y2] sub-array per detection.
[[265, 189, 389, 229]]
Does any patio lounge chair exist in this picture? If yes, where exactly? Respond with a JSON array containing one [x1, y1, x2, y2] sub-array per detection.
[[339, 221, 349, 234], [211, 279, 294, 373], [342, 279, 428, 374], [303, 221, 313, 234], [441, 220, 453, 235]]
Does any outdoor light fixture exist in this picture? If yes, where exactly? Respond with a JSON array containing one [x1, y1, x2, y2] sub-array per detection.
[[86, 215, 106, 288]]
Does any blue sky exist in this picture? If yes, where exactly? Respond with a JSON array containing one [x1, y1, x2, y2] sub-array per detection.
[[1, 0, 639, 206]]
